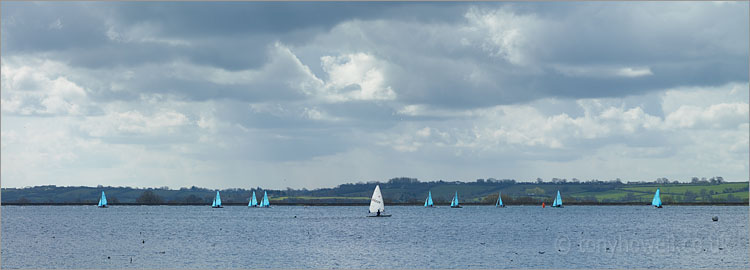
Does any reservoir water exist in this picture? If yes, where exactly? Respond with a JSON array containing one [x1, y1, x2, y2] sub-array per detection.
[[2, 205, 748, 268]]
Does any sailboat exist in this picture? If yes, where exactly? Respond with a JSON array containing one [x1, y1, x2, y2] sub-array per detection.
[[495, 191, 505, 208], [248, 191, 258, 207], [424, 191, 434, 207], [368, 185, 391, 217], [258, 191, 270, 208], [211, 191, 223, 208], [652, 188, 662, 208], [97, 191, 108, 208], [551, 190, 563, 208], [450, 191, 462, 208]]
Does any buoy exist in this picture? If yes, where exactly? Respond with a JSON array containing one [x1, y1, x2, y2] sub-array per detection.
[[142, 240, 145, 244], [712, 216, 719, 222], [542, 202, 545, 208], [107, 256, 110, 259]]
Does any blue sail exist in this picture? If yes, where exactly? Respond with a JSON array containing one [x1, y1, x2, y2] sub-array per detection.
[[496, 191, 503, 207], [249, 191, 258, 207], [450, 191, 459, 207], [212, 191, 221, 207], [652, 188, 662, 207], [98, 191, 107, 207], [425, 191, 434, 207], [552, 190, 562, 207], [260, 191, 270, 207]]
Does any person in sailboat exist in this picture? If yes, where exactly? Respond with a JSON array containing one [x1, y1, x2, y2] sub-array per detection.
[[376, 209, 381, 216]]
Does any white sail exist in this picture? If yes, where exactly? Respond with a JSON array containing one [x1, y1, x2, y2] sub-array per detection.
[[369, 185, 385, 213]]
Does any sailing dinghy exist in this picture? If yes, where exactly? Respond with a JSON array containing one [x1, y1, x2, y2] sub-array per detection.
[[368, 185, 391, 217], [450, 191, 462, 208], [652, 188, 662, 208], [495, 191, 505, 208], [424, 191, 434, 207], [551, 190, 563, 208], [98, 191, 108, 208], [211, 191, 223, 208], [259, 191, 270, 208], [248, 191, 258, 207]]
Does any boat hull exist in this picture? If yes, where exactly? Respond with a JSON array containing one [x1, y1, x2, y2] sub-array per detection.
[[655, 205, 662, 208], [98, 205, 107, 208], [212, 206, 223, 208], [496, 205, 505, 208], [551, 205, 563, 208], [367, 215, 392, 217], [451, 205, 462, 208]]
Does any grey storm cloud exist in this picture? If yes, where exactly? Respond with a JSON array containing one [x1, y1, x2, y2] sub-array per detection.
[[1, 2, 457, 71], [3, 1, 747, 108]]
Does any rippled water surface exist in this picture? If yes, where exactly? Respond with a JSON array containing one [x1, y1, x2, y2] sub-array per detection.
[[2, 205, 748, 268]]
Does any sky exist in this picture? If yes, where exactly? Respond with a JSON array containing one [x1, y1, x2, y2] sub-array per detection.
[[1, 1, 748, 190]]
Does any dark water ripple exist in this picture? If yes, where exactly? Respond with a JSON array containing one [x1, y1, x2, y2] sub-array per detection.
[[2, 205, 748, 268]]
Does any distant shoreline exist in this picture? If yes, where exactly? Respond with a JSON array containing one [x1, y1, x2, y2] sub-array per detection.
[[2, 202, 747, 206], [5, 181, 747, 205]]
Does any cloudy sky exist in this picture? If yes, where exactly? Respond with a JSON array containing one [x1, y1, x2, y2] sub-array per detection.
[[1, 2, 748, 189]]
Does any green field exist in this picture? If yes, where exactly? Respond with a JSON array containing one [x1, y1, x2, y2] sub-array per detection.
[[270, 196, 369, 201], [567, 182, 748, 203]]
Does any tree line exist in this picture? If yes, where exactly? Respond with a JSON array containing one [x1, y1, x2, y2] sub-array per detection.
[[2, 176, 746, 204]]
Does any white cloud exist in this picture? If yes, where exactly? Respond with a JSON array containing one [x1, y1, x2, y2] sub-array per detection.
[[302, 107, 341, 121], [81, 109, 189, 137], [416, 127, 431, 137], [554, 65, 654, 78], [665, 102, 748, 129], [318, 52, 396, 102], [616, 67, 653, 77], [661, 82, 749, 113], [384, 87, 747, 157], [1, 60, 89, 115], [105, 21, 190, 46], [396, 104, 479, 118], [48, 18, 62, 30], [463, 7, 541, 65]]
